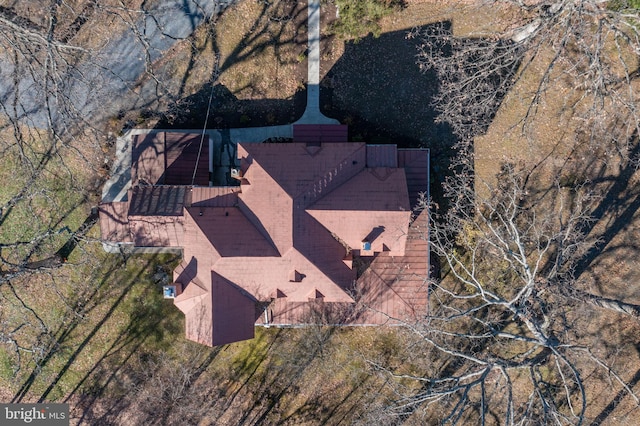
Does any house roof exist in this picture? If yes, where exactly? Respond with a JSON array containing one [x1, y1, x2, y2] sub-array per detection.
[[210, 272, 256, 346], [366, 144, 398, 168], [128, 186, 188, 216], [100, 130, 430, 346], [238, 142, 367, 200], [262, 210, 430, 326], [132, 133, 164, 186], [352, 210, 430, 324], [190, 186, 240, 207], [173, 271, 208, 315], [213, 248, 355, 304], [184, 206, 279, 258], [293, 124, 348, 143], [399, 148, 430, 207], [99, 202, 131, 243], [174, 262, 256, 346], [129, 215, 184, 247], [306, 168, 411, 255], [132, 132, 209, 186]]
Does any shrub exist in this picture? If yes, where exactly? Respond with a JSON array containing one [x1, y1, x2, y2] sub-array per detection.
[[607, 0, 640, 11], [330, 0, 404, 40]]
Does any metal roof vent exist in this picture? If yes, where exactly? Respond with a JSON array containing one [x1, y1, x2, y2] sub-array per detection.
[[272, 288, 287, 299], [361, 239, 374, 256], [308, 289, 324, 301], [289, 269, 303, 282]]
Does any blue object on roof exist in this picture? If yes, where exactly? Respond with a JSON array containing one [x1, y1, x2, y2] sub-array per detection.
[[163, 286, 176, 298]]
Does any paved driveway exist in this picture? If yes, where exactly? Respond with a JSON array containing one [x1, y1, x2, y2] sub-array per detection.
[[0, 0, 233, 128]]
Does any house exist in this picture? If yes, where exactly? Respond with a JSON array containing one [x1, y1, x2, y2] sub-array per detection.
[[99, 126, 430, 346]]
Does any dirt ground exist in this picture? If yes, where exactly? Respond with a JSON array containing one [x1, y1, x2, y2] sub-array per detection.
[[146, 0, 309, 130]]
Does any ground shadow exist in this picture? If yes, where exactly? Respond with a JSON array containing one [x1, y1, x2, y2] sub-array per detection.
[[319, 22, 494, 208], [573, 133, 640, 284], [155, 82, 307, 129], [320, 25, 458, 150], [590, 344, 640, 425], [139, 0, 309, 130]]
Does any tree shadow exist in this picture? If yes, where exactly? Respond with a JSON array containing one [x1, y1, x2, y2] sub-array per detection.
[[156, 82, 307, 129], [572, 132, 640, 285], [320, 27, 450, 148], [319, 21, 517, 208], [11, 254, 170, 404], [590, 347, 640, 425], [142, 0, 309, 129], [235, 327, 340, 426]]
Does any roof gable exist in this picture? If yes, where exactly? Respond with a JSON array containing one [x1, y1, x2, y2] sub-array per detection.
[[236, 157, 293, 254], [211, 272, 256, 346], [239, 142, 366, 200], [213, 248, 354, 304], [174, 279, 208, 315], [306, 168, 411, 255]]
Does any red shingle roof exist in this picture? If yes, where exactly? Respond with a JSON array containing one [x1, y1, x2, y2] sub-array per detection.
[[100, 128, 430, 346], [306, 168, 411, 255], [132, 133, 165, 186], [99, 202, 131, 243], [128, 186, 187, 216], [213, 248, 355, 304], [164, 133, 210, 186], [191, 186, 240, 207], [132, 132, 209, 186], [184, 206, 279, 258], [351, 210, 429, 324], [128, 215, 184, 247], [210, 272, 256, 346], [238, 142, 366, 200], [366, 144, 398, 168], [398, 149, 429, 206], [293, 124, 348, 143], [174, 257, 257, 346]]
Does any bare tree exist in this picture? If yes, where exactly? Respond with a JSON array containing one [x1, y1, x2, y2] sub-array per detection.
[[412, 0, 640, 150], [0, 0, 221, 383], [366, 3, 640, 422], [364, 146, 640, 424]]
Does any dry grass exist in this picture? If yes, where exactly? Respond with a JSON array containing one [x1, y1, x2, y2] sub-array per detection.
[[215, 0, 306, 101], [163, 0, 307, 101]]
